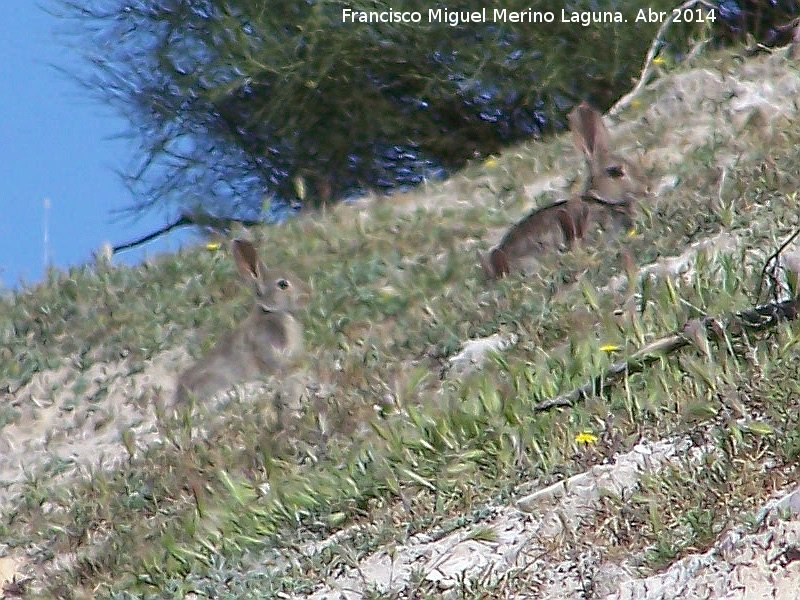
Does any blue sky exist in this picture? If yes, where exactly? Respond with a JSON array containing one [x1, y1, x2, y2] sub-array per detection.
[[1, 1, 192, 290]]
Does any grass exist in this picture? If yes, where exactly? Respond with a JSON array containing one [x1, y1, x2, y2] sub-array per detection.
[[1, 45, 800, 598]]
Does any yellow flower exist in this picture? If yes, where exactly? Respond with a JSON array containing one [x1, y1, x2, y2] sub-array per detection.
[[653, 56, 667, 67], [575, 432, 598, 445], [627, 228, 637, 238], [379, 285, 400, 300], [600, 344, 619, 353], [206, 242, 221, 251], [484, 157, 499, 168]]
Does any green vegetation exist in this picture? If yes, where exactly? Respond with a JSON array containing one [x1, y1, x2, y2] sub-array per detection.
[[1, 46, 800, 598]]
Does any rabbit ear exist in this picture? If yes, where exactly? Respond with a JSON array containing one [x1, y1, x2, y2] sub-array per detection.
[[232, 239, 262, 282], [569, 102, 610, 161]]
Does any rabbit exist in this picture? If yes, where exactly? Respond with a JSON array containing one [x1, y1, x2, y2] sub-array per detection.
[[480, 102, 647, 279], [480, 197, 589, 279], [175, 239, 307, 405]]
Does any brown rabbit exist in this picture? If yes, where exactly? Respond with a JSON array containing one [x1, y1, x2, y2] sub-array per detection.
[[481, 102, 646, 279], [175, 239, 307, 404], [480, 197, 589, 279]]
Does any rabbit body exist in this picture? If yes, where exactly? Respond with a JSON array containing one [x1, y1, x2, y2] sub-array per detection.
[[481, 197, 588, 278], [175, 239, 306, 404], [482, 102, 646, 279]]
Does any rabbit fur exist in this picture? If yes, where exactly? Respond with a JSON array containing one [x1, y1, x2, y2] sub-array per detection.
[[175, 239, 306, 404], [481, 102, 647, 279]]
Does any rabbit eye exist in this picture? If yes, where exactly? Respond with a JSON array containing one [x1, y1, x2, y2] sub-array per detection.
[[276, 279, 290, 290], [606, 165, 625, 179]]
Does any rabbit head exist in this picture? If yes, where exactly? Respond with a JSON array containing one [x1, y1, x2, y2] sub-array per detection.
[[569, 102, 648, 204], [232, 239, 307, 314]]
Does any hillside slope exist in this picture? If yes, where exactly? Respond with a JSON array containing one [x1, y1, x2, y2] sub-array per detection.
[[1, 44, 800, 599]]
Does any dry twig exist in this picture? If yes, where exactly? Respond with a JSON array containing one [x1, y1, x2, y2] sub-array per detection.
[[754, 227, 800, 305]]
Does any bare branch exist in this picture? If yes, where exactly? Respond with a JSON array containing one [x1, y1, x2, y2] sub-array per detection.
[[111, 211, 264, 254], [754, 227, 800, 305]]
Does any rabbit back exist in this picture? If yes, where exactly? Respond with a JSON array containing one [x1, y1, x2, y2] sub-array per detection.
[[498, 200, 573, 254], [482, 198, 590, 278]]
